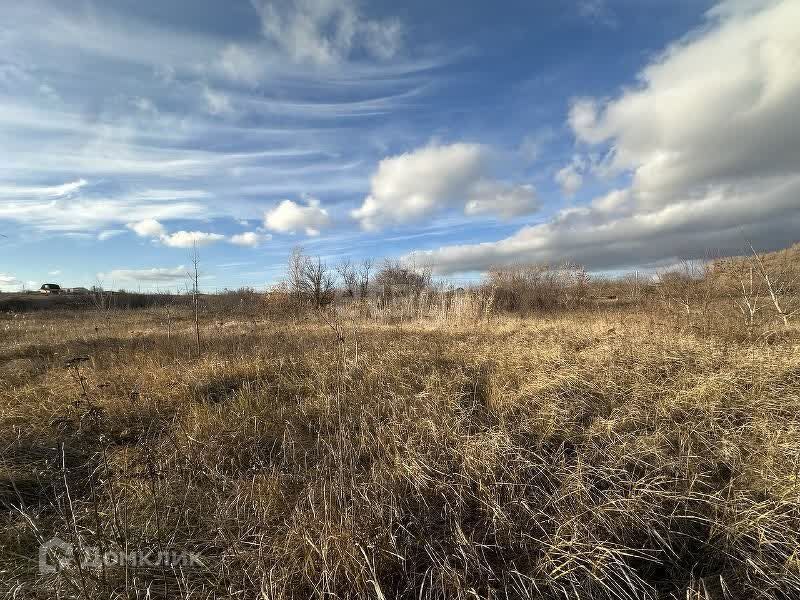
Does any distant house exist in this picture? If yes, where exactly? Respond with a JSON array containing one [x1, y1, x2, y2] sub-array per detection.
[[39, 283, 61, 295]]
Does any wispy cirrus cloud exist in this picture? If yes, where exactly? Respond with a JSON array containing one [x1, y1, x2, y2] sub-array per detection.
[[97, 266, 187, 282], [0, 178, 87, 198], [0, 0, 453, 278], [250, 0, 403, 66]]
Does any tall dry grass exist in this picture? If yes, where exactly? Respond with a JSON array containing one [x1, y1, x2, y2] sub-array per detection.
[[1, 301, 799, 599]]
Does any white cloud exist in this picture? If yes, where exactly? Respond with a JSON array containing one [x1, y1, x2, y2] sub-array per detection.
[[360, 19, 403, 61], [127, 219, 225, 247], [0, 192, 206, 232], [98, 266, 187, 283], [591, 189, 630, 213], [229, 231, 271, 247], [251, 0, 403, 65], [569, 0, 800, 207], [264, 197, 330, 236], [128, 219, 166, 238], [352, 143, 539, 229], [555, 158, 585, 197], [217, 44, 265, 85], [407, 0, 800, 274], [464, 181, 540, 219], [410, 177, 800, 274], [0, 273, 20, 291], [161, 230, 226, 248], [130, 189, 212, 201], [97, 229, 127, 241], [0, 178, 87, 198], [203, 85, 233, 115], [0, 181, 212, 239], [48, 270, 61, 276], [133, 97, 157, 113]]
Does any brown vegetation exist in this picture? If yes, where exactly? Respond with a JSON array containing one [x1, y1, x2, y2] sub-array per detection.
[[1, 246, 800, 599]]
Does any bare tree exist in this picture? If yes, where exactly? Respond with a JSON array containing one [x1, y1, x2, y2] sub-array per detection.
[[303, 256, 335, 308], [336, 258, 357, 298], [358, 258, 373, 299], [285, 247, 335, 308], [287, 246, 307, 306], [189, 242, 201, 357]]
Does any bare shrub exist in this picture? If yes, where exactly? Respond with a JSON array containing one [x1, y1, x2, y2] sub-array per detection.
[[656, 260, 719, 330], [374, 258, 431, 296], [750, 245, 800, 326], [485, 262, 590, 313]]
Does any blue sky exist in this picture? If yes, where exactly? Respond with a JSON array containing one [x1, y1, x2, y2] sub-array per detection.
[[1, 0, 798, 291]]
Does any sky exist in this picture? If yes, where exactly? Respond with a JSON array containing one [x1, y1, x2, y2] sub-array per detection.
[[1, 0, 799, 291]]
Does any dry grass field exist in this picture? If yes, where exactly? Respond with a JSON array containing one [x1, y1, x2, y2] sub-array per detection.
[[1, 293, 800, 598]]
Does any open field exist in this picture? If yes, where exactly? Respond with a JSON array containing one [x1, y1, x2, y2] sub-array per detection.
[[1, 299, 799, 600]]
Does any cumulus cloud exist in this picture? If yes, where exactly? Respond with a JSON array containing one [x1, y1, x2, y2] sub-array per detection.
[[97, 266, 187, 282], [161, 230, 226, 248], [128, 219, 166, 238], [410, 177, 800, 274], [229, 231, 271, 247], [127, 219, 225, 247], [251, 0, 403, 65], [264, 197, 330, 236], [464, 182, 540, 219], [407, 0, 800, 274], [555, 162, 584, 198], [352, 143, 539, 230], [569, 0, 800, 206], [125, 218, 267, 248]]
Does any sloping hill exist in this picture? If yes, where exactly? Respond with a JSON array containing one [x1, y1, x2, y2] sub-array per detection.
[[714, 242, 800, 277]]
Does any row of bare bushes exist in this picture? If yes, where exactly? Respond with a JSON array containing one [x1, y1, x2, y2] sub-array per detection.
[[5, 245, 797, 340]]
